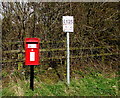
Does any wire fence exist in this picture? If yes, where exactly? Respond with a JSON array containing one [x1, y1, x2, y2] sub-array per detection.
[[2, 2, 119, 84], [2, 38, 119, 82]]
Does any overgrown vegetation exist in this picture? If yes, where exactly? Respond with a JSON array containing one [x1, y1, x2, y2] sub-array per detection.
[[2, 71, 118, 96], [1, 2, 119, 96]]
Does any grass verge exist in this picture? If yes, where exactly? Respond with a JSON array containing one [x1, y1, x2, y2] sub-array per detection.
[[2, 72, 118, 96]]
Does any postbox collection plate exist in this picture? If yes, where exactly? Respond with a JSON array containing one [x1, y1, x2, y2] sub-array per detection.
[[28, 44, 37, 48]]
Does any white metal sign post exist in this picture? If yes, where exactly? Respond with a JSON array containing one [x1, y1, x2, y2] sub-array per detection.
[[67, 32, 70, 84], [63, 16, 74, 85]]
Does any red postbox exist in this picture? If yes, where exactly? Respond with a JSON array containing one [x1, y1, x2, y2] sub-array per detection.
[[25, 38, 40, 65]]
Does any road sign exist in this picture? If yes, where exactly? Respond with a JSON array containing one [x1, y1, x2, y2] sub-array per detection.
[[63, 16, 74, 32], [63, 16, 74, 85]]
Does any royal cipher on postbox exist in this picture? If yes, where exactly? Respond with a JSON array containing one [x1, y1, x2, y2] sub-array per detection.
[[25, 38, 40, 65]]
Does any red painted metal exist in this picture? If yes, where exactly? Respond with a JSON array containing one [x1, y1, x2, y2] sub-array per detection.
[[25, 38, 40, 65]]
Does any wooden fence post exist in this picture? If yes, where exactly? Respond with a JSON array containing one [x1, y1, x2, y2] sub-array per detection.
[[101, 48, 105, 72], [18, 53, 23, 70]]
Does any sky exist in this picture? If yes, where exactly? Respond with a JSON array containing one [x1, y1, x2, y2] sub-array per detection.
[[0, 3, 3, 20]]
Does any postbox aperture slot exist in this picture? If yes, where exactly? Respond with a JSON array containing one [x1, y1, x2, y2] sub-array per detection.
[[26, 42, 38, 44], [26, 42, 38, 48]]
